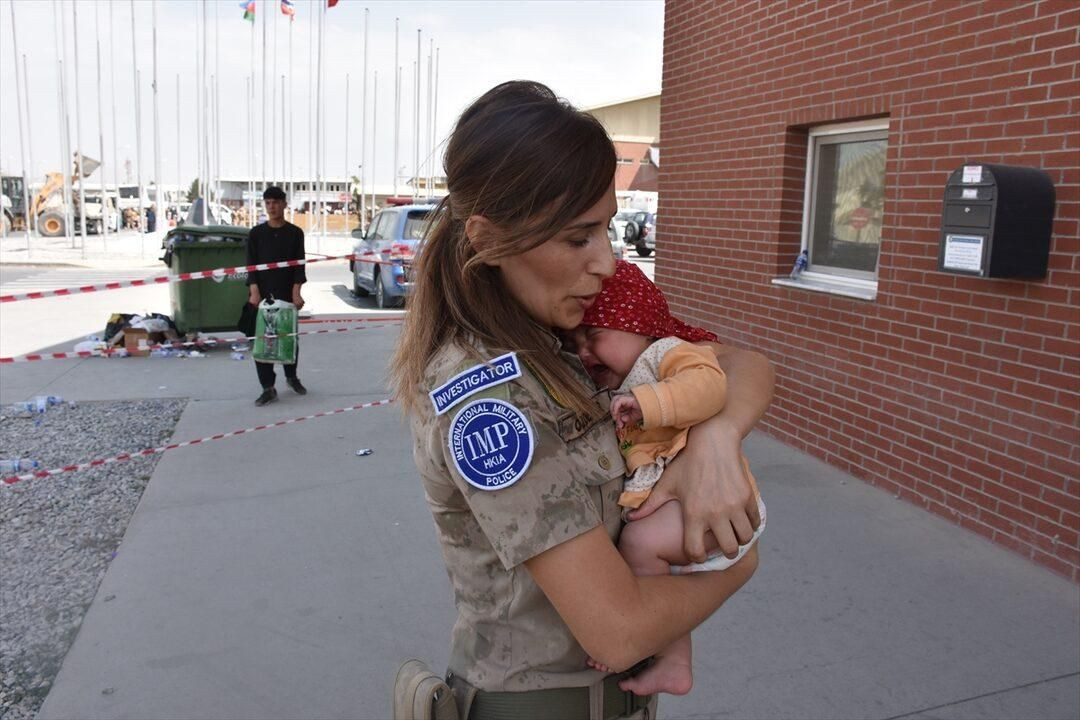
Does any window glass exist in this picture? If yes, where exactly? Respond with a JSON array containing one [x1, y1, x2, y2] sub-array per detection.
[[373, 211, 397, 241], [402, 209, 434, 241], [808, 130, 887, 277]]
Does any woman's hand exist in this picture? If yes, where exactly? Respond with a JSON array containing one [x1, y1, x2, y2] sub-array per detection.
[[626, 414, 759, 561], [627, 343, 774, 562]]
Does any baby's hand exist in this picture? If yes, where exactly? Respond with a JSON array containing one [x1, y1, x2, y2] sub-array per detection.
[[610, 393, 643, 430]]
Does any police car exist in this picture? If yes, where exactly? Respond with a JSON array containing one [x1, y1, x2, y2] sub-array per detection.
[[350, 203, 436, 309]]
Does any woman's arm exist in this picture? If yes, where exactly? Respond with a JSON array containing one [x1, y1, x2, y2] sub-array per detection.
[[627, 344, 774, 562], [525, 526, 757, 671]]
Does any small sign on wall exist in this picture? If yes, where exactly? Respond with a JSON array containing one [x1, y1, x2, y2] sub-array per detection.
[[942, 234, 985, 274]]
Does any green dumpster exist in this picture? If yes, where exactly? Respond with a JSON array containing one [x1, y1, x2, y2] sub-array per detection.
[[162, 224, 250, 334]]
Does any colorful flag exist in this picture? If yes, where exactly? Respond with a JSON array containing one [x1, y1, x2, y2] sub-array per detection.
[[281, 0, 295, 20], [239, 0, 255, 21]]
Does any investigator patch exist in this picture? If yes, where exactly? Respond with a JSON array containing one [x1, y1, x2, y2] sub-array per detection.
[[448, 398, 534, 491], [429, 352, 522, 415]]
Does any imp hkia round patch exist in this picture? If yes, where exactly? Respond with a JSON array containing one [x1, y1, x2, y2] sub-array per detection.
[[448, 398, 534, 491]]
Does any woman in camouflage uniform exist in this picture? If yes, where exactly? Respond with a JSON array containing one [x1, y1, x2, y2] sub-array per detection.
[[391, 81, 772, 720]]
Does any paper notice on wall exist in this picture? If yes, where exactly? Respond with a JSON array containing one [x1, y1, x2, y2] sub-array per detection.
[[943, 234, 985, 273], [962, 165, 982, 183]]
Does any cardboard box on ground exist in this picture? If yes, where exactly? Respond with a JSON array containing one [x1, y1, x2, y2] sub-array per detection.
[[109, 325, 181, 357]]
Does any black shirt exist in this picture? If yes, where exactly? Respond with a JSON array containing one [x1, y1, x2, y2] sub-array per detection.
[[245, 221, 307, 300]]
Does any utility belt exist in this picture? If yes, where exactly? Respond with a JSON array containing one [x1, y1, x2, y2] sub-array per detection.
[[393, 658, 656, 720]]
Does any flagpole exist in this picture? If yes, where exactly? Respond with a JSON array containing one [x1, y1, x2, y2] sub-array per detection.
[[321, 0, 328, 238], [201, 0, 209, 218], [194, 0, 201, 210], [261, 0, 267, 187], [429, 47, 434, 194], [249, 5, 256, 225], [393, 17, 399, 198], [176, 74, 181, 216], [344, 73, 350, 232], [426, 38, 433, 196], [371, 70, 377, 214], [131, 1, 144, 238], [153, 0, 162, 233], [72, 1, 88, 256], [55, 0, 75, 246], [109, 2, 120, 230], [95, 2, 109, 250], [281, 73, 286, 193], [288, 8, 294, 220], [360, 7, 368, 225], [246, 74, 252, 224], [307, 0, 313, 224], [271, 0, 277, 184], [414, 29, 420, 199], [215, 0, 221, 207], [22, 55, 36, 241], [315, 0, 323, 251], [8, 2, 31, 249]]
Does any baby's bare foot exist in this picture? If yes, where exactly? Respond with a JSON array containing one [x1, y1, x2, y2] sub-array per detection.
[[586, 657, 614, 673], [618, 656, 693, 696]]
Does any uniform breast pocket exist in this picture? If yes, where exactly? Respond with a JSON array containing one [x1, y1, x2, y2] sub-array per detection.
[[558, 410, 625, 487]]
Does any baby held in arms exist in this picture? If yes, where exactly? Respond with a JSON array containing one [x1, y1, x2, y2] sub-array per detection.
[[573, 260, 766, 696]]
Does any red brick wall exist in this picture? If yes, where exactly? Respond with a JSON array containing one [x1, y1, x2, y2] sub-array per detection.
[[613, 141, 659, 192], [660, 0, 1079, 579]]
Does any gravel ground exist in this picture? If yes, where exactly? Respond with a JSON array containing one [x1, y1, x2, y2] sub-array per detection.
[[0, 399, 186, 720]]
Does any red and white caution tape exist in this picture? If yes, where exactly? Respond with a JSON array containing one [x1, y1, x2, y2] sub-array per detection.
[[1, 397, 395, 485], [0, 322, 404, 364], [300, 315, 405, 324], [0, 253, 359, 304]]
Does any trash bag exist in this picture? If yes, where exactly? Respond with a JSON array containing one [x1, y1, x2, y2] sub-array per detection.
[[104, 313, 135, 344], [253, 297, 297, 365]]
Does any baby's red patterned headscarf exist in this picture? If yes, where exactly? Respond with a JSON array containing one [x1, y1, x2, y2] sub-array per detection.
[[581, 260, 718, 343]]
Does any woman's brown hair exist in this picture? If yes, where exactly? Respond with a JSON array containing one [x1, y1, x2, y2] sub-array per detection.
[[390, 80, 616, 418]]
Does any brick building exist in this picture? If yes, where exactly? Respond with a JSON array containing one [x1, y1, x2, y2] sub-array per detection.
[[660, 1, 1079, 578], [586, 93, 661, 194]]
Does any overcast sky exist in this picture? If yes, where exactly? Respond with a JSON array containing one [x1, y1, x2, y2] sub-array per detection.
[[0, 0, 663, 190]]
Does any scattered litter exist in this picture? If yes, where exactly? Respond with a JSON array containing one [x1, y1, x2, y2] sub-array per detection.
[[158, 386, 167, 390], [230, 343, 250, 352], [355, 448, 373, 456], [230, 352, 246, 361], [73, 339, 105, 354], [0, 458, 41, 474], [103, 594, 116, 602], [187, 350, 205, 358], [101, 687, 115, 696]]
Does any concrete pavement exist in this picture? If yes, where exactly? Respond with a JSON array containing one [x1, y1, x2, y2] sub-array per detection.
[[1, 244, 1076, 719]]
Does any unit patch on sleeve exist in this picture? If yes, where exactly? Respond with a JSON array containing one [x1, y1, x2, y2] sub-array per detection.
[[429, 352, 522, 416], [448, 398, 534, 491]]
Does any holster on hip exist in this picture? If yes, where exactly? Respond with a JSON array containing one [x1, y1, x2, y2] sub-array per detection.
[[393, 658, 465, 720]]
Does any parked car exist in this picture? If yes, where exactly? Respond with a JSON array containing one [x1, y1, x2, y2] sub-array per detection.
[[617, 209, 656, 257], [608, 219, 625, 260], [349, 203, 435, 308]]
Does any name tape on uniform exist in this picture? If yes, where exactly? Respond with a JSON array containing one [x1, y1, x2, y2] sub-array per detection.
[[448, 398, 534, 491], [429, 352, 522, 416]]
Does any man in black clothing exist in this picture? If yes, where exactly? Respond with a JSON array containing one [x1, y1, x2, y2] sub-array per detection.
[[246, 186, 307, 406]]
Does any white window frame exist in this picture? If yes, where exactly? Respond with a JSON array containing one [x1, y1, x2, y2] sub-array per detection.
[[772, 118, 889, 301]]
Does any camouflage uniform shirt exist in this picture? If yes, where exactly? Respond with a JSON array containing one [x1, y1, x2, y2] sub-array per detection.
[[409, 336, 625, 692]]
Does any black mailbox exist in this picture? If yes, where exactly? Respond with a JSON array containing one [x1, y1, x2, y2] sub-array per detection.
[[939, 163, 1055, 279]]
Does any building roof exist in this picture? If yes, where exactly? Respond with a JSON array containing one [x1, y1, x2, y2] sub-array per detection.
[[582, 91, 661, 112]]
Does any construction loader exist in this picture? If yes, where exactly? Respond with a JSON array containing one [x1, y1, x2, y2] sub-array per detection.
[[24, 154, 115, 237]]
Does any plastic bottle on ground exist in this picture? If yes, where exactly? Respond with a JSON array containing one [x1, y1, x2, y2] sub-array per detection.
[[0, 459, 41, 474]]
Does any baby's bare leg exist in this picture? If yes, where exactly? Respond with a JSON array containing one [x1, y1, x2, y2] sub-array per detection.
[[616, 499, 696, 696]]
